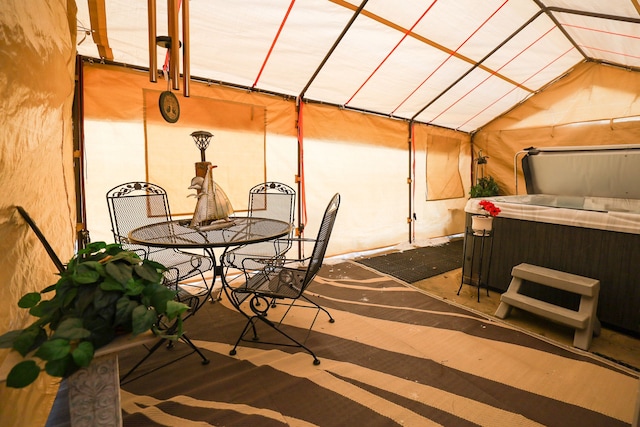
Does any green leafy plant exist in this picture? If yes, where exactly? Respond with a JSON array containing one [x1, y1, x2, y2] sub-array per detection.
[[0, 242, 188, 388], [470, 176, 499, 198]]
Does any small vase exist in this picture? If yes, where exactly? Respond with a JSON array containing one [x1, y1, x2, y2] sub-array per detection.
[[471, 215, 493, 236]]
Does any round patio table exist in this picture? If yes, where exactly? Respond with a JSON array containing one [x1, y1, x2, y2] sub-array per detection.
[[128, 217, 292, 250], [128, 216, 292, 287]]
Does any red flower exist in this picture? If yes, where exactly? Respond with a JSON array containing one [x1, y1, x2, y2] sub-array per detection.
[[479, 200, 501, 217]]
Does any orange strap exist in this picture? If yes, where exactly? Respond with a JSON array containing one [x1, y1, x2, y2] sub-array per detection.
[[253, 0, 296, 88]]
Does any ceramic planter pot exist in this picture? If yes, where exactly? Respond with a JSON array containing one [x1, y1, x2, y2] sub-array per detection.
[[472, 215, 493, 236]]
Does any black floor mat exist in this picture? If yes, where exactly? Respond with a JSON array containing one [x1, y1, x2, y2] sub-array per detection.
[[356, 239, 464, 283]]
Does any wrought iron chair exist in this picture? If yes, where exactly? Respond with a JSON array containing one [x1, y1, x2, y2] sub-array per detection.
[[106, 181, 214, 380], [224, 182, 296, 273], [226, 193, 340, 365]]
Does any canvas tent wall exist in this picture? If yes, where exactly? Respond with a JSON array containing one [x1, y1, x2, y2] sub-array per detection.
[[80, 62, 471, 257], [6, 1, 640, 426], [71, 0, 640, 252], [0, 1, 77, 426], [474, 61, 640, 193]]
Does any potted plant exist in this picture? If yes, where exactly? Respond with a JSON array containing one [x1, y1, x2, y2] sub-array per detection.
[[472, 200, 501, 235], [469, 175, 499, 198], [0, 241, 188, 388]]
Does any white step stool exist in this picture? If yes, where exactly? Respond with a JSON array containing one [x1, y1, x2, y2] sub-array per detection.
[[495, 263, 601, 350]]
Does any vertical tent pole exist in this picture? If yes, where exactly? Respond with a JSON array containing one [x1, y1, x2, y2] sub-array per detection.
[[408, 121, 415, 243], [73, 56, 89, 250], [296, 97, 306, 258]]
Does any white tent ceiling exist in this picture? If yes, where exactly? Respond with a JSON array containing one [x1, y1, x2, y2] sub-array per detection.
[[76, 0, 640, 133]]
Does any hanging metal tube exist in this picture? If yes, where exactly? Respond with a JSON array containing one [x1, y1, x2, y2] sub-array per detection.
[[182, 0, 190, 97], [168, 0, 180, 90], [148, 0, 157, 82]]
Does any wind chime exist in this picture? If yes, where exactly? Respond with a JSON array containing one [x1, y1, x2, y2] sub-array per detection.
[[148, 0, 190, 123], [147, 2, 233, 229]]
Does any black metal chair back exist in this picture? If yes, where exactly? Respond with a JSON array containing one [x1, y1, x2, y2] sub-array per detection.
[[227, 193, 340, 365], [247, 181, 296, 222], [106, 182, 171, 245], [299, 192, 340, 291], [106, 181, 215, 381], [226, 182, 296, 270]]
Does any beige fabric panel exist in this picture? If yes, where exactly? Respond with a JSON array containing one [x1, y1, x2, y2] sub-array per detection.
[[303, 102, 408, 148], [0, 1, 77, 426], [301, 104, 409, 253], [83, 65, 472, 254], [414, 124, 471, 239], [425, 135, 465, 201], [83, 63, 297, 136], [82, 64, 299, 244], [474, 62, 640, 195], [299, 105, 470, 252]]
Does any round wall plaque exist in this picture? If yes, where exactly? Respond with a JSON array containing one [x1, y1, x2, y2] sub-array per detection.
[[159, 90, 180, 123]]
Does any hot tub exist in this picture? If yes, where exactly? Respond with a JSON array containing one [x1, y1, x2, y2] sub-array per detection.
[[464, 145, 640, 335]]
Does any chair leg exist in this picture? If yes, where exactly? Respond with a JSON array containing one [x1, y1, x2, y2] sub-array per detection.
[[301, 294, 335, 323], [179, 333, 211, 365], [229, 317, 259, 356], [120, 332, 210, 383], [120, 337, 167, 382], [229, 313, 321, 365], [259, 314, 321, 365]]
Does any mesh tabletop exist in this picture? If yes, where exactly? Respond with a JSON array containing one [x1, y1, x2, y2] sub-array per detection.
[[128, 217, 291, 249]]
